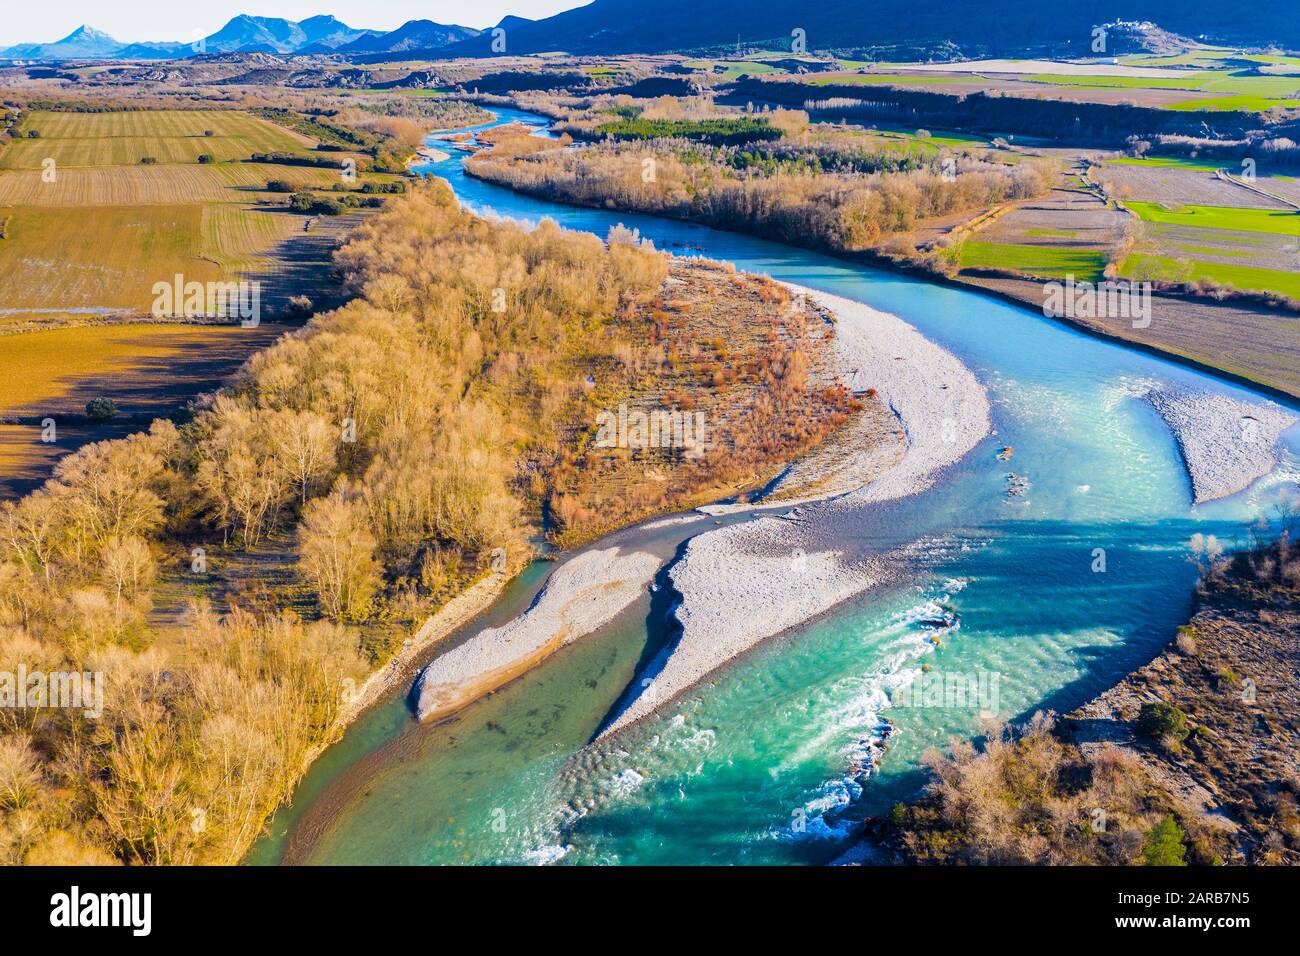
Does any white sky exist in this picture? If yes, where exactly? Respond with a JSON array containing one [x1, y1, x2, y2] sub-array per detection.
[[0, 2, 583, 46]]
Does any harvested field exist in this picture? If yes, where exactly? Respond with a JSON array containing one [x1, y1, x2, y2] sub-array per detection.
[[0, 197, 367, 327], [980, 188, 1125, 247], [1097, 161, 1286, 209], [200, 204, 303, 272], [2, 110, 315, 169], [0, 162, 344, 206], [1140, 223, 1297, 270], [0, 322, 287, 497]]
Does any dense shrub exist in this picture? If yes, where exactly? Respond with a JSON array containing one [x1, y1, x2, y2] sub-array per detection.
[[84, 397, 118, 422], [1136, 702, 1189, 742]]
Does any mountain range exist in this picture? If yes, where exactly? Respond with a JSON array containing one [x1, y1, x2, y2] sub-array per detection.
[[438, 0, 1300, 56], [0, 16, 480, 60], [1, 2, 1296, 62]]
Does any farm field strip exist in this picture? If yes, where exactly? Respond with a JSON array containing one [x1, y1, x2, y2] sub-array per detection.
[[1126, 201, 1300, 236], [200, 204, 303, 272], [957, 240, 1108, 280], [0, 323, 257, 413], [2, 110, 315, 169], [1120, 253, 1300, 299], [0, 106, 396, 325], [1094, 161, 1300, 210], [0, 162, 343, 206], [800, 63, 1300, 112]]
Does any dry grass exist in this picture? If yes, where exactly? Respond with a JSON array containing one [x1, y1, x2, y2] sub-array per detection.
[[544, 260, 864, 546], [0, 322, 279, 492]]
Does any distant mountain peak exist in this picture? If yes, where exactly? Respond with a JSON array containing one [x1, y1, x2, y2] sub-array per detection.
[[65, 25, 115, 40], [339, 18, 480, 54]]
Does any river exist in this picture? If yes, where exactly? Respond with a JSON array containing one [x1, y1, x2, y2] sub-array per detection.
[[247, 108, 1300, 866]]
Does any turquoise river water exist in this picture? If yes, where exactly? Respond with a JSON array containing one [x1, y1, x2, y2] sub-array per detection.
[[247, 109, 1300, 866]]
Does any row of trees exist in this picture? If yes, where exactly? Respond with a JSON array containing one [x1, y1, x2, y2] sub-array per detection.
[[468, 135, 1049, 253]]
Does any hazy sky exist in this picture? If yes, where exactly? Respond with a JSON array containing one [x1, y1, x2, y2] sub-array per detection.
[[0, 2, 583, 46]]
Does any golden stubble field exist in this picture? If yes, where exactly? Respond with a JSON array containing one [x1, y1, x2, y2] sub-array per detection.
[[0, 322, 287, 496]]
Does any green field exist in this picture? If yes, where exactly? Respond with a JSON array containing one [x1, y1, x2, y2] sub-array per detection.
[[1126, 202, 1300, 236], [1106, 156, 1225, 172], [861, 124, 991, 149], [1019, 71, 1300, 112], [1118, 48, 1239, 68], [1168, 94, 1300, 113], [3, 110, 313, 169], [0, 204, 222, 312], [682, 59, 782, 79], [958, 241, 1108, 281], [1120, 253, 1300, 299]]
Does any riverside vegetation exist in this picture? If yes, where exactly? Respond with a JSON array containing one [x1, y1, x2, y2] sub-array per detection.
[[465, 102, 1051, 262], [0, 178, 867, 864], [881, 530, 1300, 866]]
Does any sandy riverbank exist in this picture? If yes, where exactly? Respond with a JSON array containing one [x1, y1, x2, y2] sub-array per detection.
[[1138, 383, 1297, 504], [599, 286, 993, 736], [407, 145, 452, 167], [415, 547, 662, 722]]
